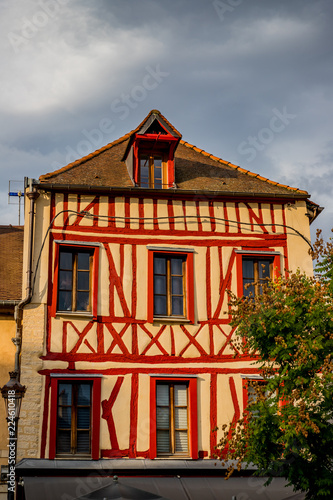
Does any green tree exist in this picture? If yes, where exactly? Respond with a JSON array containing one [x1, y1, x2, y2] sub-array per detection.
[[312, 229, 333, 296], [215, 245, 333, 499]]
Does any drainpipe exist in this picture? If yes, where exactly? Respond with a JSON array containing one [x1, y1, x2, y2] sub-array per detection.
[[13, 180, 39, 379]]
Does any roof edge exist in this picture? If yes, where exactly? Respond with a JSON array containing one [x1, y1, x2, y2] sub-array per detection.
[[35, 182, 310, 200]]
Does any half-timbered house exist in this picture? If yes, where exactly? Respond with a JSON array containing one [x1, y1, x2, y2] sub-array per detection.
[[15, 110, 319, 499]]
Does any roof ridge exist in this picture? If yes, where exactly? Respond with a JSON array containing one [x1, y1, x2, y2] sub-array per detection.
[[179, 140, 308, 196]]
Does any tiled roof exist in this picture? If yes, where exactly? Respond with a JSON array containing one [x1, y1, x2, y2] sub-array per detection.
[[0, 226, 23, 301], [39, 111, 309, 197]]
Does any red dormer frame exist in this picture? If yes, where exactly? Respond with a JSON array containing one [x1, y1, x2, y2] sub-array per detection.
[[132, 133, 179, 189]]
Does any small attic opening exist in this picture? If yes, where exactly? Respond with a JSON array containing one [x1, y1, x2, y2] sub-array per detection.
[[145, 120, 169, 135]]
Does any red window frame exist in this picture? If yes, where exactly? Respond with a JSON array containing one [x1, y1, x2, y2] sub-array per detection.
[[149, 376, 198, 459], [51, 243, 99, 318], [147, 249, 195, 323], [236, 251, 281, 297], [132, 133, 179, 188], [49, 376, 101, 460]]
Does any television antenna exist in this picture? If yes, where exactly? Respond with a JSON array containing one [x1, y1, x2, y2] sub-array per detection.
[[8, 181, 24, 225]]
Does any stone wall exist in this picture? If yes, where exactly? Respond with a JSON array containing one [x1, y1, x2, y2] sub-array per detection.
[[17, 304, 45, 461]]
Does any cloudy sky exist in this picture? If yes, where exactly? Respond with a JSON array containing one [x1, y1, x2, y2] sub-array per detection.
[[1, 0, 332, 241]]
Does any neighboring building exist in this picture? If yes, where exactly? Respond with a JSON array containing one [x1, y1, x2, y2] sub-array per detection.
[[0, 226, 23, 499], [16, 110, 319, 499]]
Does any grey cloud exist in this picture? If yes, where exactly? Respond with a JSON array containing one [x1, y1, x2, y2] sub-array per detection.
[[0, 0, 332, 240]]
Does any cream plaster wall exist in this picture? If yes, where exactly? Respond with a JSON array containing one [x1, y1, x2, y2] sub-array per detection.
[[285, 200, 313, 275]]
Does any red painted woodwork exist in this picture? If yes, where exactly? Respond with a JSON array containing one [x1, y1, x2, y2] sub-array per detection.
[[102, 377, 124, 450], [129, 373, 139, 458], [40, 375, 51, 458], [210, 373, 217, 455]]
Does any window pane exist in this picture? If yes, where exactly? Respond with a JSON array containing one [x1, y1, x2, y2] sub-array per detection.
[[154, 159, 163, 188], [57, 430, 71, 453], [171, 276, 183, 295], [157, 430, 170, 453], [76, 431, 90, 453], [154, 177, 162, 189], [58, 384, 72, 405], [154, 275, 166, 294], [77, 271, 90, 290], [172, 296, 184, 316], [171, 258, 183, 275], [60, 252, 72, 270], [242, 260, 254, 279], [140, 157, 149, 187], [140, 157, 149, 167], [175, 431, 188, 452], [59, 270, 72, 290], [77, 408, 90, 429], [247, 385, 257, 405], [154, 295, 167, 316], [77, 252, 90, 270], [157, 384, 169, 405], [58, 407, 71, 428], [156, 407, 169, 429], [175, 408, 188, 428], [154, 257, 166, 275], [259, 260, 271, 280], [174, 385, 187, 406], [243, 280, 255, 297], [77, 384, 91, 405], [76, 291, 90, 311], [58, 291, 72, 310]]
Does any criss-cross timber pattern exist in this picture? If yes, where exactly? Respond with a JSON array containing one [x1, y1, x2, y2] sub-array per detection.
[[52, 319, 240, 361]]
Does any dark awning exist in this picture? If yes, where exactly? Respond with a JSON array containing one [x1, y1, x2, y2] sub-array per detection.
[[22, 476, 305, 500]]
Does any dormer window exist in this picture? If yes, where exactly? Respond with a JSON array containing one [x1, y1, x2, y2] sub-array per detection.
[[123, 110, 182, 190]]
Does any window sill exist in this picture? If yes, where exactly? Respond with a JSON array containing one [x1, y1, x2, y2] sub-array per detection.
[[55, 311, 94, 319], [152, 316, 191, 324]]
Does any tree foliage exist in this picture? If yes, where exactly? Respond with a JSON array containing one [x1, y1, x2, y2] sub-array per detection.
[[215, 236, 333, 499]]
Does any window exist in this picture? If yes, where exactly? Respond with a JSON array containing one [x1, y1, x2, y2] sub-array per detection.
[[56, 381, 92, 455], [147, 250, 194, 323], [242, 258, 272, 297], [235, 251, 281, 298], [154, 254, 186, 317], [58, 248, 92, 312], [243, 378, 276, 418], [49, 377, 101, 459], [150, 377, 198, 459], [52, 244, 99, 317], [139, 155, 164, 188], [156, 382, 189, 455]]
